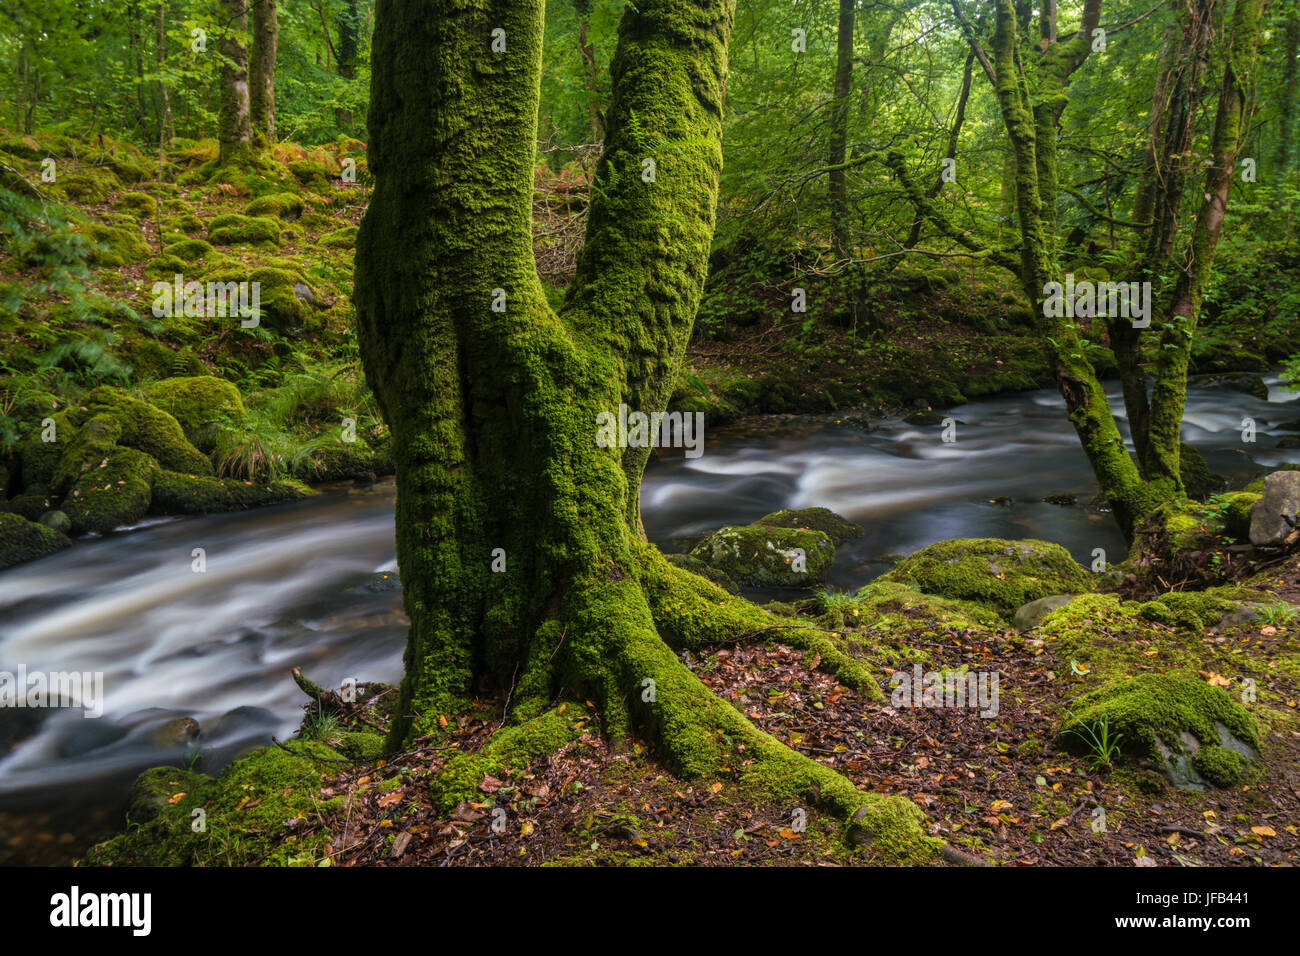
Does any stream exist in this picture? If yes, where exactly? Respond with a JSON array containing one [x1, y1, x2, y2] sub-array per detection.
[[1, 377, 1296, 862]]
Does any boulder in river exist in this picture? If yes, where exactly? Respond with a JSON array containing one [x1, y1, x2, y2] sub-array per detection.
[[756, 506, 862, 543], [37, 510, 72, 534], [690, 523, 835, 587], [0, 512, 71, 570], [1248, 471, 1300, 547]]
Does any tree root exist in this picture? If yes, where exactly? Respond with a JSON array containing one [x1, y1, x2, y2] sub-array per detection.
[[642, 553, 883, 700]]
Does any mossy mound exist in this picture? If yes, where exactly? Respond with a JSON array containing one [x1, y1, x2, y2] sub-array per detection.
[[0, 512, 71, 569], [83, 740, 344, 866], [151, 470, 314, 513], [878, 537, 1091, 619], [81, 222, 151, 266], [1060, 673, 1259, 787], [142, 376, 247, 453], [162, 238, 214, 263], [1192, 745, 1248, 788], [317, 225, 358, 249], [852, 579, 1002, 630], [207, 214, 282, 246], [1135, 587, 1265, 630], [244, 192, 305, 221], [72, 386, 213, 476], [757, 506, 862, 543], [1179, 443, 1224, 499], [50, 413, 122, 494], [115, 191, 157, 219], [62, 446, 158, 534], [664, 552, 740, 594], [287, 159, 332, 190], [689, 523, 836, 587]]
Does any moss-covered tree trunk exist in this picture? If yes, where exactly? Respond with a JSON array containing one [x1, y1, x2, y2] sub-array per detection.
[[1276, 15, 1300, 172], [156, 1, 173, 147], [336, 0, 360, 129], [1143, 0, 1264, 489], [249, 0, 277, 148], [217, 0, 252, 165], [828, 0, 855, 261], [354, 0, 934, 857]]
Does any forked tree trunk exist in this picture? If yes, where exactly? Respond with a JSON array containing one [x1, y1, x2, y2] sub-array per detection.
[[250, 0, 277, 147], [354, 0, 933, 857], [217, 0, 252, 164]]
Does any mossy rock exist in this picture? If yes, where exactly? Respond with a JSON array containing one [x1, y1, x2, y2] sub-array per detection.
[[51, 413, 122, 495], [150, 470, 314, 514], [1191, 745, 1247, 788], [0, 512, 71, 570], [317, 225, 358, 249], [5, 491, 54, 521], [336, 731, 385, 761], [82, 222, 151, 266], [169, 213, 205, 235], [74, 386, 213, 476], [62, 446, 158, 534], [852, 579, 1002, 630], [207, 214, 282, 246], [144, 253, 189, 281], [1179, 443, 1224, 499], [125, 766, 217, 825], [287, 159, 332, 190], [54, 168, 121, 203], [163, 238, 214, 262], [664, 552, 740, 594], [1059, 672, 1259, 787], [1135, 587, 1261, 631], [17, 413, 75, 489], [83, 740, 344, 866], [244, 192, 305, 221], [689, 523, 835, 587], [879, 537, 1091, 618], [142, 376, 247, 453], [115, 191, 158, 219], [757, 506, 862, 543]]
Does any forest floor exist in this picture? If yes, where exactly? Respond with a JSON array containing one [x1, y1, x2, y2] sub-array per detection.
[[307, 554, 1300, 868]]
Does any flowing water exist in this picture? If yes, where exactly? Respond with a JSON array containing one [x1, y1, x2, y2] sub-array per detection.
[[1, 378, 1296, 862]]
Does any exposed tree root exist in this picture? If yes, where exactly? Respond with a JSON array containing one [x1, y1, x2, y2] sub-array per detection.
[[642, 550, 884, 699]]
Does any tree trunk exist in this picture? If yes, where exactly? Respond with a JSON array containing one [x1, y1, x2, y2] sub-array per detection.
[[250, 0, 277, 147], [217, 0, 252, 165], [156, 1, 173, 147], [353, 0, 933, 856], [828, 0, 855, 261], [336, 0, 360, 129], [575, 1, 606, 146], [1143, 0, 1264, 489], [1276, 16, 1300, 173]]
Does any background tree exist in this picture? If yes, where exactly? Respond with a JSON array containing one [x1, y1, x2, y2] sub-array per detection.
[[250, 0, 278, 147], [217, 0, 252, 164]]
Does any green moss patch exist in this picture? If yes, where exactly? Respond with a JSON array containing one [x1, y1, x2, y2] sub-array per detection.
[[689, 523, 836, 587], [207, 214, 282, 246], [150, 469, 314, 513], [142, 376, 247, 453], [757, 506, 862, 543], [73, 386, 212, 476], [62, 446, 158, 534], [0, 512, 71, 570], [879, 537, 1092, 619]]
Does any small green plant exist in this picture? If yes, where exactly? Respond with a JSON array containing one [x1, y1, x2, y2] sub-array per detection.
[[1064, 709, 1124, 771], [1255, 602, 1299, 627], [302, 710, 345, 747]]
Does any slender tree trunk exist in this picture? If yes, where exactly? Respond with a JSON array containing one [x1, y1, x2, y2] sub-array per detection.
[[828, 0, 855, 261], [156, 1, 173, 147], [1144, 0, 1264, 488], [1276, 16, 1300, 172], [353, 0, 932, 856], [218, 0, 252, 165], [575, 0, 606, 145], [336, 0, 359, 129], [250, 0, 277, 147]]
